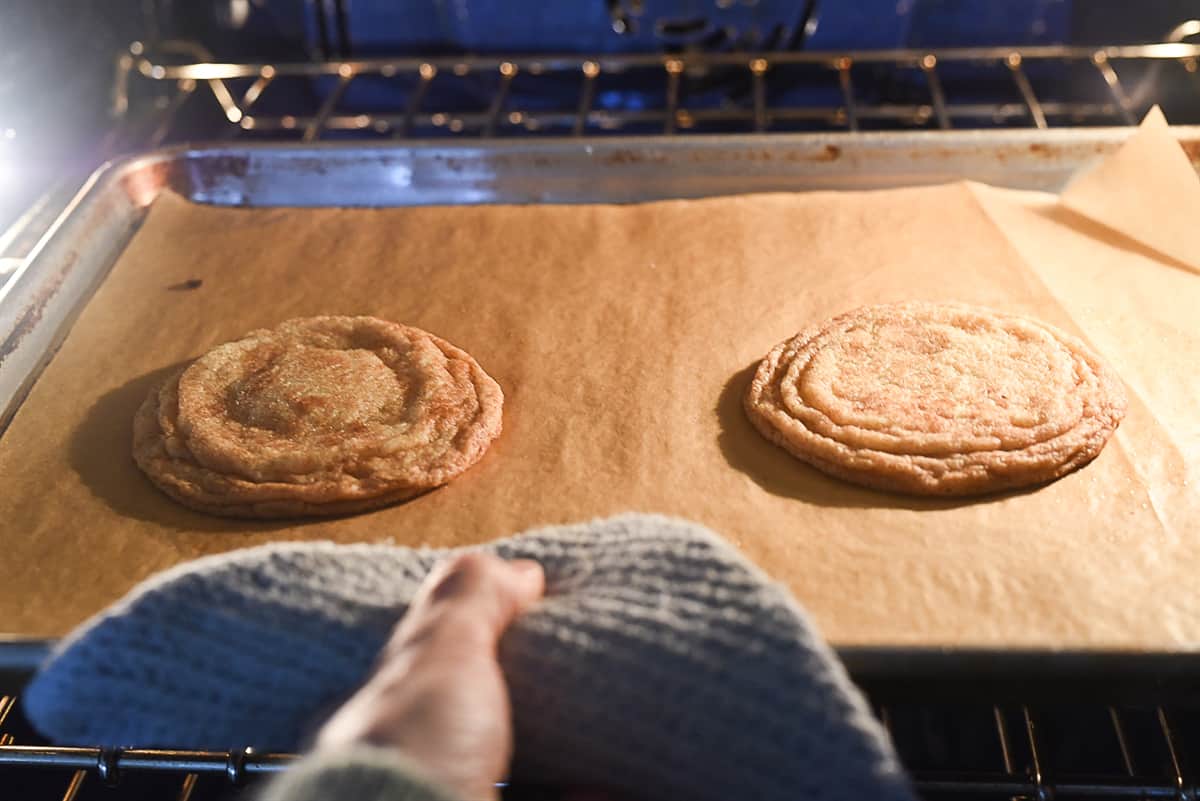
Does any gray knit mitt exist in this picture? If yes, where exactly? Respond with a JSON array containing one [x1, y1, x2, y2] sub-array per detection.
[[25, 514, 913, 801]]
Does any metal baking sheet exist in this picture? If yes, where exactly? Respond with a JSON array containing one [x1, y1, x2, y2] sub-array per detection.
[[4, 128, 1200, 679]]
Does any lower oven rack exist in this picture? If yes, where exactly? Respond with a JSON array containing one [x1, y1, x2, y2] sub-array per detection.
[[2, 692, 1198, 800]]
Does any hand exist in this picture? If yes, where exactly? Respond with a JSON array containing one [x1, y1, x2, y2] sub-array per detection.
[[317, 552, 545, 801]]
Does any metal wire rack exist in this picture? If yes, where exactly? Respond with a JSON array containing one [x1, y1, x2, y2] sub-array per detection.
[[2, 688, 1199, 800], [112, 23, 1200, 146]]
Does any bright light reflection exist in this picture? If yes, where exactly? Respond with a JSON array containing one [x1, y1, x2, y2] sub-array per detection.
[[391, 165, 413, 187]]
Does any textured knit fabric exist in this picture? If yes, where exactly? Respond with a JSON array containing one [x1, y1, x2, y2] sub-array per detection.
[[259, 746, 461, 801], [25, 514, 914, 801]]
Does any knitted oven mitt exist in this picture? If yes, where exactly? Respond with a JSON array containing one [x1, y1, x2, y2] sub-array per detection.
[[25, 514, 914, 801]]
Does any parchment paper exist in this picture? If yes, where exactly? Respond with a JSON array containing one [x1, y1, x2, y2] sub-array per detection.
[[1, 113, 1197, 649]]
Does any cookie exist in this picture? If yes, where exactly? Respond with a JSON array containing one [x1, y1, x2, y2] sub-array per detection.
[[134, 316, 503, 518], [744, 302, 1126, 496]]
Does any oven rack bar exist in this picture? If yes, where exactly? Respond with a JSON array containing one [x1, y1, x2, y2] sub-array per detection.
[[1, 694, 1195, 799], [113, 29, 1200, 143]]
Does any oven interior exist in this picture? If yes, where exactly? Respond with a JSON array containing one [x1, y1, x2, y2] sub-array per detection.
[[4, 1, 1200, 798]]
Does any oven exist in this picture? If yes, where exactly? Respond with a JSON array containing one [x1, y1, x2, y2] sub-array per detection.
[[3, 2, 1200, 799]]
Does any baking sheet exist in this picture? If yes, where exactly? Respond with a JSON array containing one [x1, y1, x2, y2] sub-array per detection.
[[0, 118, 1197, 652]]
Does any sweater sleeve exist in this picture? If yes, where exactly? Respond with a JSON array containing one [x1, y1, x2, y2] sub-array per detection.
[[259, 746, 464, 801]]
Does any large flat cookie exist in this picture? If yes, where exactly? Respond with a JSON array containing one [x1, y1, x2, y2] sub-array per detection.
[[744, 302, 1127, 496], [134, 316, 503, 518]]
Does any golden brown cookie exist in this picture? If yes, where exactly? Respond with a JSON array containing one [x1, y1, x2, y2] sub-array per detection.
[[134, 316, 503, 518], [744, 302, 1126, 496]]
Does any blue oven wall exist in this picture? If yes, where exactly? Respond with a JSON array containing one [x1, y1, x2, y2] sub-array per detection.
[[325, 0, 1073, 55], [307, 0, 1078, 128]]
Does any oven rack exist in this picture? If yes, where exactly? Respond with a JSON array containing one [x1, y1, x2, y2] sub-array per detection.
[[114, 25, 1200, 145], [3, 691, 1198, 800]]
